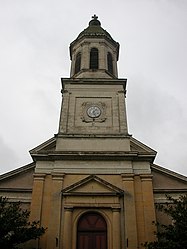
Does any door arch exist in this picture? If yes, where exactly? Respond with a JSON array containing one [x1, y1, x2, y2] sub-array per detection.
[[77, 212, 107, 249]]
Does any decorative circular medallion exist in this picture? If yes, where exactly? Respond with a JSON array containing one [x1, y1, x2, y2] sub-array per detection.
[[87, 106, 101, 118]]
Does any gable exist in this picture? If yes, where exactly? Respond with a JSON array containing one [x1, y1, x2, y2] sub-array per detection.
[[29, 137, 56, 154], [0, 163, 35, 190], [151, 164, 187, 191], [130, 137, 157, 154]]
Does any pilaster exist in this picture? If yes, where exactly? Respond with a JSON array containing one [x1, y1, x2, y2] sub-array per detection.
[[81, 42, 90, 70], [30, 173, 46, 221], [112, 208, 121, 249], [46, 173, 65, 249], [63, 207, 73, 249], [58, 89, 70, 134], [141, 174, 156, 242], [99, 42, 106, 69], [29, 173, 46, 249], [121, 174, 138, 249], [118, 89, 128, 134], [134, 174, 156, 247]]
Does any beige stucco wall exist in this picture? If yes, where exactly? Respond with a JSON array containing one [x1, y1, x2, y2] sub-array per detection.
[[29, 171, 156, 249]]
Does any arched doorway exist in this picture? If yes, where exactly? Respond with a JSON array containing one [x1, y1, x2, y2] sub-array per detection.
[[77, 212, 107, 249]]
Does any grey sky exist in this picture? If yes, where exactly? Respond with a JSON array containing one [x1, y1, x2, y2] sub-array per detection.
[[0, 0, 187, 176]]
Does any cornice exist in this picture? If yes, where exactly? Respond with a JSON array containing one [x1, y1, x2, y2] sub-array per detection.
[[153, 188, 187, 193], [31, 150, 156, 162], [56, 133, 131, 138], [61, 77, 127, 91], [0, 188, 32, 193]]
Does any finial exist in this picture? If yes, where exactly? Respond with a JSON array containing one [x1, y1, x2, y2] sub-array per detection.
[[92, 14, 98, 20], [89, 14, 101, 26]]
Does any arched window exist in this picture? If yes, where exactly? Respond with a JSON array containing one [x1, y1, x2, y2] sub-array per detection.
[[90, 48, 99, 69], [77, 212, 107, 249], [75, 52, 81, 74], [107, 52, 113, 74]]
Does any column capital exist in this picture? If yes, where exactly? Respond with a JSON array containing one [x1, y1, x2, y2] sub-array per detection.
[[52, 173, 65, 181], [64, 206, 74, 212], [33, 173, 46, 181], [112, 207, 121, 212], [140, 174, 153, 181], [121, 173, 134, 181]]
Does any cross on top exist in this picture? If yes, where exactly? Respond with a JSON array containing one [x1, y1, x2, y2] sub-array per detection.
[[92, 14, 98, 20]]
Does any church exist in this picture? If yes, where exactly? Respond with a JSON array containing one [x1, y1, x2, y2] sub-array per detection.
[[0, 16, 187, 249]]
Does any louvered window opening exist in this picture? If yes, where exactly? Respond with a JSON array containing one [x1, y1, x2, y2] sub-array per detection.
[[107, 52, 113, 75], [90, 48, 99, 69]]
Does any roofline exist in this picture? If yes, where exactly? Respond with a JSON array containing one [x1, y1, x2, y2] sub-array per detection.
[[29, 136, 56, 154], [130, 137, 157, 154], [0, 162, 35, 181], [151, 164, 187, 182]]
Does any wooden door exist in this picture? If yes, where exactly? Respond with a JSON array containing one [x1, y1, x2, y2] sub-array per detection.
[[77, 212, 107, 249]]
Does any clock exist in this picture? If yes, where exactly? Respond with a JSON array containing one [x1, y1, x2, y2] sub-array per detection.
[[87, 106, 101, 118]]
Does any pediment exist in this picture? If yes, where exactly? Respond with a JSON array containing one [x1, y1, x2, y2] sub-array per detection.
[[62, 175, 124, 196], [130, 137, 157, 154], [29, 137, 56, 154]]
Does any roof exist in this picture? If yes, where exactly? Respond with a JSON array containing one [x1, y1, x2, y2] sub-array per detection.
[[70, 15, 119, 59], [151, 163, 187, 183], [0, 162, 35, 181]]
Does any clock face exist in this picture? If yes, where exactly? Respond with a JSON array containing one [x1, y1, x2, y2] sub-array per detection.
[[87, 106, 101, 118]]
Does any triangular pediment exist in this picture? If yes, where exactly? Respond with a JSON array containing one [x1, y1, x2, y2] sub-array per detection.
[[130, 137, 157, 154], [62, 175, 124, 196], [29, 137, 56, 154]]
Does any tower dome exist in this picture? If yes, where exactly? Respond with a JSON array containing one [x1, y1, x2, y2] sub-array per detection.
[[69, 15, 119, 79]]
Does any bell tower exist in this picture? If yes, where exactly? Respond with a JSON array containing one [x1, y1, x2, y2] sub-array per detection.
[[56, 15, 130, 153]]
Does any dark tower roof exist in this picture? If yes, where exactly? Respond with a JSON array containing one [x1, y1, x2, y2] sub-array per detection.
[[70, 15, 119, 60]]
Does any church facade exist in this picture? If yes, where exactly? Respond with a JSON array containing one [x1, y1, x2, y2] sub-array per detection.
[[0, 16, 187, 249]]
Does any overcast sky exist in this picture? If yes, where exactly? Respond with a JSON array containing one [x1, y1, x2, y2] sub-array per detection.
[[0, 0, 187, 176]]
